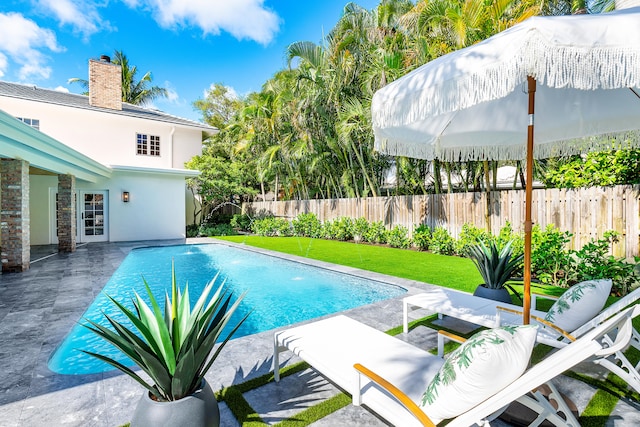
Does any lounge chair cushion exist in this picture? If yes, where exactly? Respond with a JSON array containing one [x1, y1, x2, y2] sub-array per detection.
[[419, 324, 537, 421], [544, 279, 612, 332]]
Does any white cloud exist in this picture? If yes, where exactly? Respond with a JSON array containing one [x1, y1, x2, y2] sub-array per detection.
[[223, 85, 239, 99], [0, 52, 7, 78], [147, 81, 184, 113], [36, 0, 105, 38], [0, 12, 63, 80], [203, 84, 239, 100], [133, 0, 281, 44], [120, 0, 140, 7], [54, 86, 70, 93], [163, 81, 180, 103]]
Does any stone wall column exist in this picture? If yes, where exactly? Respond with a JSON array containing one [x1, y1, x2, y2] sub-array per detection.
[[57, 174, 76, 253], [1, 159, 30, 272]]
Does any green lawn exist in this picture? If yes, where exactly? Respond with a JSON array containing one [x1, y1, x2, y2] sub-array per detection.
[[221, 235, 482, 291]]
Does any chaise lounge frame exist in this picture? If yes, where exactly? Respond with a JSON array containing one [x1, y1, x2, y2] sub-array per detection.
[[407, 287, 640, 392], [273, 304, 640, 427]]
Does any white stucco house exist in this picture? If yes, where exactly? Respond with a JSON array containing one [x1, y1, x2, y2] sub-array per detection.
[[0, 56, 215, 272]]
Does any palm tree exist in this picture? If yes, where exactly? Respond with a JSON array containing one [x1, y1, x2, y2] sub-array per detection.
[[190, 0, 542, 204], [541, 0, 615, 16], [69, 50, 167, 106]]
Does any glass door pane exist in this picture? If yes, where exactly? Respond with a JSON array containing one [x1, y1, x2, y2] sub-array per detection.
[[80, 191, 108, 242]]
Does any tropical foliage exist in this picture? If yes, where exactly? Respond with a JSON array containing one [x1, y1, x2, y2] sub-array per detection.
[[191, 0, 546, 205], [543, 146, 640, 188], [82, 264, 248, 401], [467, 240, 524, 290], [246, 212, 639, 294]]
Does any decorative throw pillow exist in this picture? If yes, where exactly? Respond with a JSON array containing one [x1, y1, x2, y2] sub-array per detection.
[[419, 325, 537, 423], [544, 279, 612, 332]]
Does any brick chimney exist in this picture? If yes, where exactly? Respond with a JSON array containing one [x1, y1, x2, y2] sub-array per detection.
[[89, 55, 122, 110]]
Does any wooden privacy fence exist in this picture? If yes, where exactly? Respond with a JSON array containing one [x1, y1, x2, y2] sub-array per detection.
[[243, 185, 640, 260]]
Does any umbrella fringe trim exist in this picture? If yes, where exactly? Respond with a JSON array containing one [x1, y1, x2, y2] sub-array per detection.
[[372, 28, 640, 128], [375, 131, 640, 162], [527, 35, 640, 91]]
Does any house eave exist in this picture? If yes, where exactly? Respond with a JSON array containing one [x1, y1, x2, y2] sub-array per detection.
[[0, 109, 112, 182], [110, 164, 201, 177]]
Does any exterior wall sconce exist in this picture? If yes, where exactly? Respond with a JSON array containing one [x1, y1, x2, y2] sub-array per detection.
[[122, 191, 130, 203]]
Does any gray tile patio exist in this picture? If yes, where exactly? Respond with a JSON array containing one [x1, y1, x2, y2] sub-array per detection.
[[0, 238, 637, 426]]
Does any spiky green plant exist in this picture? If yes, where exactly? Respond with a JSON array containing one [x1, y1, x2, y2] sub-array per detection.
[[82, 263, 248, 401], [467, 240, 524, 291]]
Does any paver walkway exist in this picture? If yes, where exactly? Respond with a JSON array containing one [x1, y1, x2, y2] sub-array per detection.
[[0, 239, 638, 426]]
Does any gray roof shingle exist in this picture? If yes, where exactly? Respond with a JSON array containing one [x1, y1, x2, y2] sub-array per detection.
[[0, 81, 216, 132]]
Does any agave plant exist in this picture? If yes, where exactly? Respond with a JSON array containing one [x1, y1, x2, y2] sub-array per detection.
[[82, 263, 248, 401], [467, 240, 524, 292]]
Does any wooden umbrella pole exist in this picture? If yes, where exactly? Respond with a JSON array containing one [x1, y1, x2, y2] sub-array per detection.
[[524, 76, 536, 325]]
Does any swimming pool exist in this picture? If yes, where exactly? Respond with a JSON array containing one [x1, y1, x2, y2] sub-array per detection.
[[48, 243, 406, 374]]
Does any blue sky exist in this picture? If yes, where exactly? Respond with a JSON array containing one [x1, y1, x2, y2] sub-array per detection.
[[0, 0, 380, 122]]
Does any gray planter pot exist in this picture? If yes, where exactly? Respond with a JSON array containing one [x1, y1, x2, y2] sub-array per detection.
[[473, 284, 513, 304], [131, 379, 220, 427]]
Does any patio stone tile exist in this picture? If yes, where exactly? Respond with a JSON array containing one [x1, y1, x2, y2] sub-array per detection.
[[9, 297, 55, 312], [219, 401, 242, 427], [63, 268, 94, 277], [41, 312, 78, 330], [0, 380, 30, 405], [0, 348, 40, 372], [0, 335, 42, 359], [28, 373, 91, 397], [0, 399, 24, 427], [309, 405, 388, 426], [550, 373, 598, 417], [95, 372, 141, 427], [207, 329, 278, 391], [18, 382, 107, 427], [50, 298, 93, 315], [609, 397, 640, 426], [0, 289, 30, 307], [0, 306, 10, 323], [31, 271, 65, 282], [397, 324, 439, 350], [244, 368, 341, 425]]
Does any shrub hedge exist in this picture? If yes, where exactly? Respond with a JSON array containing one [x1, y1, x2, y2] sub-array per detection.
[[239, 213, 640, 295]]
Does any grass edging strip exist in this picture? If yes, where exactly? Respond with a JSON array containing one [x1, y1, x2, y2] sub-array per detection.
[[579, 388, 620, 427], [272, 393, 352, 427], [216, 361, 310, 426]]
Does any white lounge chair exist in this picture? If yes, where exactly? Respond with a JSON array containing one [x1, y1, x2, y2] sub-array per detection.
[[422, 284, 640, 393], [402, 287, 539, 333], [404, 281, 631, 347], [404, 281, 640, 390], [498, 286, 640, 394], [273, 305, 640, 427]]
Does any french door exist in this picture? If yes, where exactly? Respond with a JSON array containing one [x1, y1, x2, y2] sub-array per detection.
[[80, 191, 108, 242]]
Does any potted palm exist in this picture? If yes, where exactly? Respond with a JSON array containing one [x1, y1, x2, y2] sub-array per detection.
[[82, 263, 248, 427], [467, 240, 524, 304]]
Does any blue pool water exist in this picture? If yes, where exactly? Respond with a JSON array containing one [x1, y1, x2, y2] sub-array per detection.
[[48, 244, 406, 374]]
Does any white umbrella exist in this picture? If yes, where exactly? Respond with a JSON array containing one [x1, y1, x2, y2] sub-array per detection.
[[372, 7, 640, 323]]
